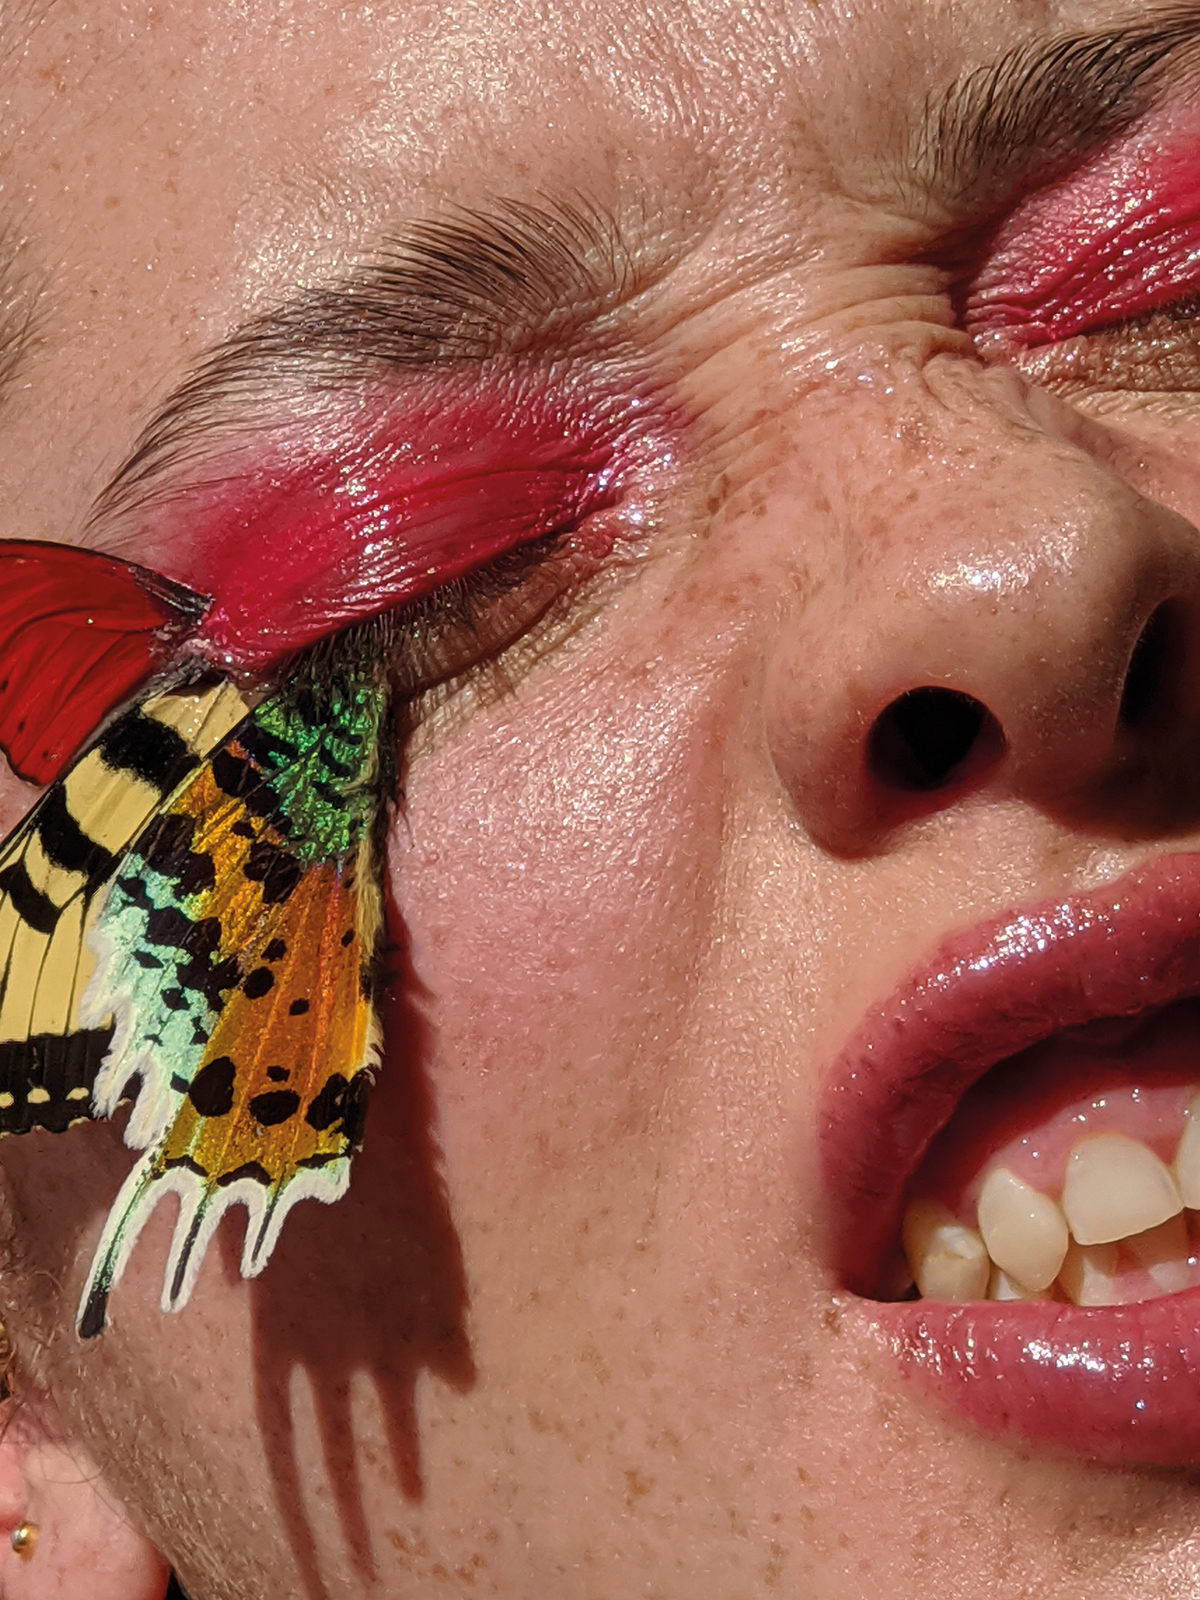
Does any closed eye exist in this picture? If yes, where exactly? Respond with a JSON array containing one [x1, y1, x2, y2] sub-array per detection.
[[956, 103, 1200, 394]]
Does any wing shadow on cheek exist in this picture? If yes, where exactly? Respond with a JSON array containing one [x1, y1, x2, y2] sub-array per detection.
[[243, 928, 475, 1600]]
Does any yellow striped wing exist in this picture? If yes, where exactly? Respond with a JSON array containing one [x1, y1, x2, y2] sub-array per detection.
[[0, 681, 249, 1134]]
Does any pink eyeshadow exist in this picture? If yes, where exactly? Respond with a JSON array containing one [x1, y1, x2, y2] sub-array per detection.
[[151, 385, 626, 669], [966, 105, 1200, 348]]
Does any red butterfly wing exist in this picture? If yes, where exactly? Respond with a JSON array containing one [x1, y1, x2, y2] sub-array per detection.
[[0, 541, 209, 785]]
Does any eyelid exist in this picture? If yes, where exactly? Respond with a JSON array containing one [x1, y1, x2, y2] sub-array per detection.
[[962, 111, 1200, 352], [165, 390, 630, 673], [385, 526, 586, 703]]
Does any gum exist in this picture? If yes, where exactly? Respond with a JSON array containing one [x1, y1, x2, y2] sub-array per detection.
[[911, 999, 1200, 1221]]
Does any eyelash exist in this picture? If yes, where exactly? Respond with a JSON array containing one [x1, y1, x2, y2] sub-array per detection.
[[973, 293, 1200, 396], [362, 424, 649, 711], [380, 522, 590, 709]]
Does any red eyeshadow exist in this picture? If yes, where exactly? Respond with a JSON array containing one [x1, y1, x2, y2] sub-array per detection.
[[146, 385, 627, 670], [966, 105, 1200, 348]]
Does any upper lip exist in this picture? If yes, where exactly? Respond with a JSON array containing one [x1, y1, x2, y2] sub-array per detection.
[[822, 849, 1200, 1296]]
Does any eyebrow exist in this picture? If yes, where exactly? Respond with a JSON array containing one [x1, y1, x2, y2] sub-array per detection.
[[92, 198, 643, 533], [915, 6, 1200, 223]]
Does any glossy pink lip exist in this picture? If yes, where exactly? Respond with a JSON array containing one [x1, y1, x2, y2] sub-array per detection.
[[822, 850, 1200, 1463]]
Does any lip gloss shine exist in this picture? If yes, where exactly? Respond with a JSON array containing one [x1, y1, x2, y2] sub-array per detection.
[[826, 852, 1200, 1464]]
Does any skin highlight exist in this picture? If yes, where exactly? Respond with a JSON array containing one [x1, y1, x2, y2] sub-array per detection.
[[7, 2, 1200, 1599]]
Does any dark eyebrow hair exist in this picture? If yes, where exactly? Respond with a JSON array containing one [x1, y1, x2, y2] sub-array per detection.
[[915, 6, 1200, 222], [93, 198, 641, 529]]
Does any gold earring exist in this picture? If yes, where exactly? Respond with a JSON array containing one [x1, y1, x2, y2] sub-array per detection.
[[10, 1520, 37, 1559]]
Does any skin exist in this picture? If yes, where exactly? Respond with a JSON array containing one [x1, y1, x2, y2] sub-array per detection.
[[3, 0, 1200, 1596]]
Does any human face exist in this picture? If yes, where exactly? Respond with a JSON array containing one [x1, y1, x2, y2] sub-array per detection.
[[5, 1, 1200, 1597]]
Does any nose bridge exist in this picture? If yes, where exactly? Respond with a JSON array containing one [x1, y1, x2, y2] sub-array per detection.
[[764, 356, 1200, 856]]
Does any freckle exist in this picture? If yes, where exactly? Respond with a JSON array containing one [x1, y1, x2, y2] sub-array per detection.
[[623, 1468, 653, 1506], [103, 194, 121, 210], [821, 1303, 843, 1336]]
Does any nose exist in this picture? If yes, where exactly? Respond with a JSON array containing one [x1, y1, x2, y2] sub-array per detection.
[[764, 363, 1200, 857]]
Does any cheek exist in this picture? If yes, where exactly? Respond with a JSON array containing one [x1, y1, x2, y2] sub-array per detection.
[[390, 648, 729, 1109], [381, 611, 827, 1449], [382, 587, 765, 1291]]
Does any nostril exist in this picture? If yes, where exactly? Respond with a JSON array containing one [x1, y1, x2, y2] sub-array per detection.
[[1120, 603, 1176, 730], [869, 688, 999, 793]]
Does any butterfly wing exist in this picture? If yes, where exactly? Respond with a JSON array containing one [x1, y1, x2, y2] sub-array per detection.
[[0, 540, 208, 785], [0, 538, 389, 1335], [78, 641, 388, 1336], [0, 682, 251, 1135]]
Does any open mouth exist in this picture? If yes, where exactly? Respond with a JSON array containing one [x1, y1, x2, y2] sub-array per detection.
[[823, 852, 1200, 1465], [900, 1001, 1200, 1307]]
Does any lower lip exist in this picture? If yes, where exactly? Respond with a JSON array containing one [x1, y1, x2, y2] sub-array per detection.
[[855, 1289, 1200, 1466], [824, 851, 1200, 1463]]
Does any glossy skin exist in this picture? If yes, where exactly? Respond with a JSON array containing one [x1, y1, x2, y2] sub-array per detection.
[[7, 2, 1200, 1598]]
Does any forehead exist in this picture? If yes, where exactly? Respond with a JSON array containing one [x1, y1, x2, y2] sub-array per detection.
[[4, 0, 1161, 240]]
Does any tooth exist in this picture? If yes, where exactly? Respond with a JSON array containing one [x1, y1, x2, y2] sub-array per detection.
[[901, 1199, 990, 1302], [976, 1166, 1069, 1292], [987, 1266, 1052, 1302], [1057, 1240, 1121, 1306], [1175, 1091, 1200, 1208], [1123, 1214, 1193, 1295], [1060, 1133, 1183, 1246]]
